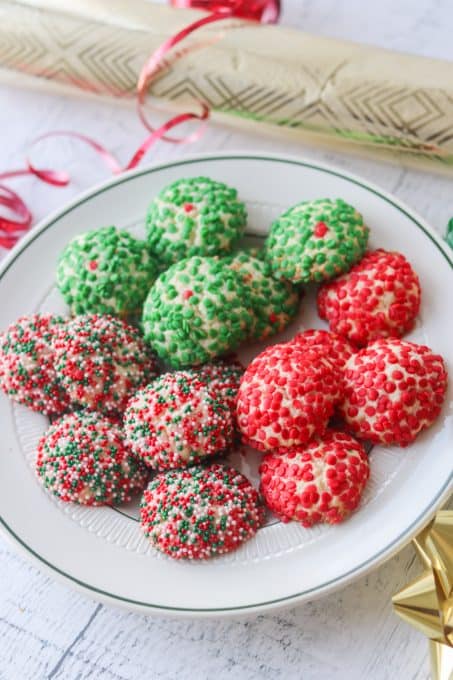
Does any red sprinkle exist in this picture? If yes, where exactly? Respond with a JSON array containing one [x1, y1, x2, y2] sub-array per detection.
[[314, 221, 328, 237]]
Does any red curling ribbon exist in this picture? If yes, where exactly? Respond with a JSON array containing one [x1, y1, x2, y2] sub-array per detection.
[[170, 0, 280, 23], [0, 0, 280, 250]]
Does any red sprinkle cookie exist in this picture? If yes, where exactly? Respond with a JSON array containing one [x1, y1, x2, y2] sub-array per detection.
[[37, 411, 148, 505], [0, 314, 69, 415], [339, 338, 448, 446], [236, 342, 341, 451], [52, 314, 157, 415], [259, 430, 369, 526], [140, 463, 265, 559], [317, 249, 421, 346], [290, 328, 356, 369], [124, 371, 234, 470]]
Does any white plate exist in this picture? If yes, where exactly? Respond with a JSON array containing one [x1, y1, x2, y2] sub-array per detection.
[[0, 153, 452, 617]]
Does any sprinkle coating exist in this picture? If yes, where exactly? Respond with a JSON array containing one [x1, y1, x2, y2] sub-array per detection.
[[223, 249, 300, 340], [236, 342, 341, 451], [142, 256, 254, 368], [187, 358, 244, 412], [0, 314, 69, 414], [140, 463, 265, 559], [265, 198, 369, 283], [56, 226, 158, 318], [124, 371, 234, 470], [339, 338, 448, 446], [317, 249, 421, 346], [290, 328, 356, 369], [37, 411, 148, 505], [146, 177, 247, 265], [259, 429, 369, 526], [52, 314, 158, 414]]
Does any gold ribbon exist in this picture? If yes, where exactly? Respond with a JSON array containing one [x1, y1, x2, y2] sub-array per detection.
[[393, 511, 453, 680]]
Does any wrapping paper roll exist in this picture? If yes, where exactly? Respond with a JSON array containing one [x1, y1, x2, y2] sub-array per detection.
[[1, 0, 453, 172]]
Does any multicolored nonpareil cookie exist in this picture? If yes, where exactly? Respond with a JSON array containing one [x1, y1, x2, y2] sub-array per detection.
[[124, 371, 233, 470], [317, 249, 421, 346], [265, 198, 369, 283], [140, 464, 265, 559], [188, 358, 244, 412], [56, 226, 158, 318], [142, 256, 254, 368], [236, 342, 341, 451], [37, 411, 148, 505], [339, 338, 448, 446], [259, 430, 370, 526], [0, 314, 69, 415], [52, 314, 158, 414], [223, 249, 300, 340], [290, 329, 356, 369], [146, 177, 247, 265]]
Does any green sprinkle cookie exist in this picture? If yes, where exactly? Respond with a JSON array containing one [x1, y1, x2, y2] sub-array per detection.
[[223, 249, 300, 340], [265, 198, 369, 283], [56, 226, 158, 318], [142, 256, 254, 368], [145, 177, 247, 265]]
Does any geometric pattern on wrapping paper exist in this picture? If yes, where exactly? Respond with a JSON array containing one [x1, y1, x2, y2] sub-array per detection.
[[334, 83, 452, 147], [153, 71, 453, 154], [1, 1, 453, 153], [0, 6, 141, 96]]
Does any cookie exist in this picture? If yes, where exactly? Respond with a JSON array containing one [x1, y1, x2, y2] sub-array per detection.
[[0, 314, 69, 415], [52, 314, 158, 414], [339, 338, 448, 446], [265, 198, 369, 283], [188, 358, 244, 412], [146, 177, 247, 265], [317, 249, 421, 346], [140, 463, 264, 559], [142, 256, 254, 368], [236, 342, 341, 451], [37, 411, 148, 505], [124, 371, 234, 470], [259, 429, 369, 526], [290, 328, 356, 368], [56, 226, 158, 318], [223, 249, 300, 340]]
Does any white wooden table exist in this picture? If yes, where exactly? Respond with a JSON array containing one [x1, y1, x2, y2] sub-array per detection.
[[1, 1, 452, 678]]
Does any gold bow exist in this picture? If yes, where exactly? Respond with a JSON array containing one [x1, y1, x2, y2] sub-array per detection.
[[393, 511, 453, 680]]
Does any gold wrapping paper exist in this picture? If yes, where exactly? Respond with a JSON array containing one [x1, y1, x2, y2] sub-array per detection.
[[393, 512, 453, 680], [1, 0, 453, 173]]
